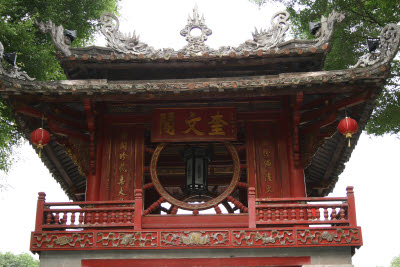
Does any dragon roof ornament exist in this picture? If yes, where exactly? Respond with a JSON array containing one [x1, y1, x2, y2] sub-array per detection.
[[35, 19, 72, 57], [100, 12, 157, 55], [352, 24, 400, 68], [0, 40, 34, 81], [236, 11, 290, 52], [36, 7, 347, 59]]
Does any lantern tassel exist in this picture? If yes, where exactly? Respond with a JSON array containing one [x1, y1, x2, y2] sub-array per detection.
[[348, 139, 351, 147], [39, 149, 42, 158]]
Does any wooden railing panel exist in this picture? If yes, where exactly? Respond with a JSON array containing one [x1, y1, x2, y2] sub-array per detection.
[[255, 187, 358, 227], [35, 194, 135, 231]]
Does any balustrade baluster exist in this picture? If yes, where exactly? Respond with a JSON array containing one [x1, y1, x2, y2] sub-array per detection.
[[307, 209, 312, 220], [299, 208, 304, 220], [78, 212, 84, 225], [127, 210, 132, 223], [291, 208, 296, 221], [46, 213, 52, 224], [110, 209, 116, 223], [119, 210, 124, 223], [114, 210, 120, 223], [54, 212, 60, 224], [103, 210, 108, 224], [95, 211, 101, 224], [258, 208, 263, 221], [266, 208, 272, 221], [123, 211, 128, 223], [340, 207, 345, 220], [283, 208, 288, 220], [86, 211, 92, 224], [324, 208, 329, 221], [62, 213, 68, 224], [316, 208, 321, 220], [70, 212, 76, 226], [331, 207, 337, 220]]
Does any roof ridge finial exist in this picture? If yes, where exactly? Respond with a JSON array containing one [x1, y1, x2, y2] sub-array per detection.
[[180, 5, 213, 56]]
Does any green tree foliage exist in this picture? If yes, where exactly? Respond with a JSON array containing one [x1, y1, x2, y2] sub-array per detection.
[[0, 252, 39, 267], [251, 0, 400, 135], [391, 254, 400, 267], [0, 0, 119, 174]]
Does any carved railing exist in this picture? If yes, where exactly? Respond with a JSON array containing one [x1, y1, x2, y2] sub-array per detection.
[[35, 192, 135, 231], [254, 186, 357, 227], [34, 187, 357, 232]]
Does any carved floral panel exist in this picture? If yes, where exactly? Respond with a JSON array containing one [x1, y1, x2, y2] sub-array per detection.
[[96, 231, 157, 248], [232, 230, 295, 247], [160, 231, 229, 247], [296, 228, 362, 246]]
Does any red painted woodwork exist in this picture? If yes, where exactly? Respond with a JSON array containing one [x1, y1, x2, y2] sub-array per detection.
[[255, 196, 351, 226], [31, 188, 362, 252], [35, 196, 135, 231], [346, 186, 358, 226], [81, 256, 311, 267], [141, 214, 249, 229], [246, 123, 256, 188], [151, 107, 237, 142], [248, 187, 256, 228], [31, 226, 362, 252], [99, 125, 137, 200]]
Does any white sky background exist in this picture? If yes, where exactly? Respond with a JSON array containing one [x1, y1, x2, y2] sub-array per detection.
[[0, 0, 399, 266]]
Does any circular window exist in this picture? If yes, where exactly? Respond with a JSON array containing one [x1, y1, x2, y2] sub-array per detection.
[[150, 142, 240, 211]]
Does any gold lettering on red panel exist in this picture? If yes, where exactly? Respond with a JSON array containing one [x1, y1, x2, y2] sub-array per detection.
[[160, 112, 175, 136], [262, 138, 274, 197], [208, 112, 228, 136], [152, 108, 237, 142], [183, 112, 204, 135], [116, 132, 130, 200]]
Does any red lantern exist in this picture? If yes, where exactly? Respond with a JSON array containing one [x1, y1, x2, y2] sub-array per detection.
[[338, 117, 358, 147], [30, 128, 51, 157]]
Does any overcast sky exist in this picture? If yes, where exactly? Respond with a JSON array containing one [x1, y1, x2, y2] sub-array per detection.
[[1, 1, 399, 266]]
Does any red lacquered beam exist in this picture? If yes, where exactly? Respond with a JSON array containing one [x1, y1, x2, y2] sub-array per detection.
[[256, 197, 348, 202], [256, 203, 348, 208], [255, 219, 350, 225]]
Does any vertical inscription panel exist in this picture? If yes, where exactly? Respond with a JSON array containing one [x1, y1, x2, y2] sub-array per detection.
[[100, 125, 136, 200], [254, 124, 282, 198]]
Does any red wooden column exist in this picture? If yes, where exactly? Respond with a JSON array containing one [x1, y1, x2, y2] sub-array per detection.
[[246, 123, 257, 189], [347, 186, 358, 226], [288, 93, 306, 197], [35, 192, 46, 231], [248, 187, 256, 228], [93, 105, 104, 201], [287, 135, 306, 197], [246, 123, 258, 228], [134, 189, 143, 230], [134, 125, 144, 229], [84, 99, 97, 201]]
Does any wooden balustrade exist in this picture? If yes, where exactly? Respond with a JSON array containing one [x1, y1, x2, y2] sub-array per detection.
[[34, 187, 358, 233], [35, 193, 135, 231], [254, 187, 357, 227]]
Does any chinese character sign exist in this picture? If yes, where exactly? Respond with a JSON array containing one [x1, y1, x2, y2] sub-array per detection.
[[152, 108, 237, 142]]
